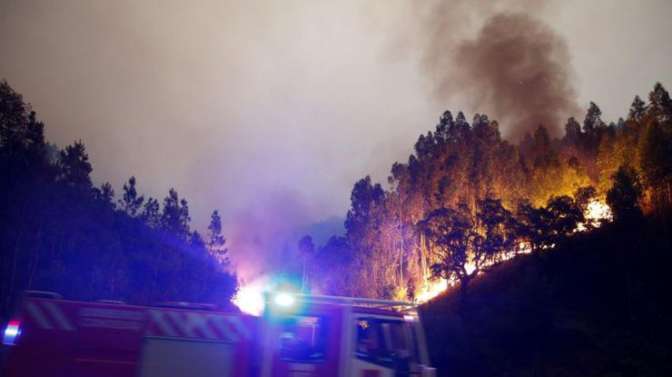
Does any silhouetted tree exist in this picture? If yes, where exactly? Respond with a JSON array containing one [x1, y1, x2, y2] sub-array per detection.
[[564, 117, 582, 145], [648, 82, 672, 122], [607, 166, 643, 224], [628, 95, 647, 122], [346, 176, 385, 240], [473, 197, 517, 266], [516, 201, 553, 252], [639, 118, 672, 211], [57, 141, 92, 188], [161, 188, 190, 239], [120, 176, 144, 216], [583, 102, 605, 134], [574, 186, 597, 213], [95, 182, 116, 208], [419, 205, 475, 287], [207, 210, 229, 266], [190, 230, 206, 250], [546, 195, 584, 243], [141, 197, 161, 228]]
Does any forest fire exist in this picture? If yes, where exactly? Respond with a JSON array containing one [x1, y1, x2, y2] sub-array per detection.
[[416, 278, 449, 304], [232, 279, 266, 316], [415, 200, 613, 304], [586, 200, 613, 225]]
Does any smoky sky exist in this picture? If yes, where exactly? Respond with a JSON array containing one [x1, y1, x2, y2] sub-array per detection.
[[425, 10, 580, 140], [1, 0, 671, 278]]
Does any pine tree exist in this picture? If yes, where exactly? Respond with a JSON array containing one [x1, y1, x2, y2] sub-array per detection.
[[345, 176, 385, 243], [207, 210, 229, 266], [95, 182, 115, 208], [58, 141, 92, 188], [648, 82, 672, 122], [564, 117, 582, 145], [583, 102, 605, 133], [161, 188, 190, 239], [120, 176, 144, 217], [639, 121, 672, 210], [628, 95, 646, 122], [606, 166, 643, 224], [141, 197, 161, 228]]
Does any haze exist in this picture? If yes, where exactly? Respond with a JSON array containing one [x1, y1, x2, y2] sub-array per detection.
[[1, 0, 670, 275]]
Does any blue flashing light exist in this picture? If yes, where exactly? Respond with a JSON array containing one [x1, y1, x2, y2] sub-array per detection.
[[3, 320, 21, 346], [273, 292, 296, 308]]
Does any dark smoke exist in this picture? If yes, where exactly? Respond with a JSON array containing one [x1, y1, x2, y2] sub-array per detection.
[[419, 4, 579, 139]]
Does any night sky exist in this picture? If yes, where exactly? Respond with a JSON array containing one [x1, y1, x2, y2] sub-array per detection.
[[1, 0, 670, 274]]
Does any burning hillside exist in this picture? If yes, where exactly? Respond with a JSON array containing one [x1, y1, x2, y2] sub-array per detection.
[[414, 199, 612, 304], [295, 82, 671, 304]]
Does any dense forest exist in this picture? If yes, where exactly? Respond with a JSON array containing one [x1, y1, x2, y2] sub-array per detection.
[[0, 81, 236, 321], [307, 83, 672, 301]]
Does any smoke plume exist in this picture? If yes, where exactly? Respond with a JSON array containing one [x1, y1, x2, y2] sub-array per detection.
[[417, 3, 580, 139]]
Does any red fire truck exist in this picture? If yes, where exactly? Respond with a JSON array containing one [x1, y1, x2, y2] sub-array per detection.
[[2, 290, 435, 377]]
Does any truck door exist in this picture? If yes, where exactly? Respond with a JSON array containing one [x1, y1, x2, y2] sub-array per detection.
[[262, 305, 343, 377], [352, 317, 423, 377]]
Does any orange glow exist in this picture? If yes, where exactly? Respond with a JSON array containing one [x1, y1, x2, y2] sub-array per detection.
[[577, 199, 613, 231], [415, 278, 449, 304], [586, 200, 612, 225]]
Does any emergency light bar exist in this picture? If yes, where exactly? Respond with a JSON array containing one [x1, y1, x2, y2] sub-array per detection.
[[291, 293, 417, 310], [2, 320, 21, 346]]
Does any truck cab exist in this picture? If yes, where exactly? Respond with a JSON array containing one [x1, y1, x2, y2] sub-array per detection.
[[260, 293, 435, 377]]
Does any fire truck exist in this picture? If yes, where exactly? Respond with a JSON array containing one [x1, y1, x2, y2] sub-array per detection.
[[2, 290, 436, 377]]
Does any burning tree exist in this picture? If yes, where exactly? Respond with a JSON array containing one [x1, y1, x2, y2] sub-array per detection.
[[418, 198, 518, 290]]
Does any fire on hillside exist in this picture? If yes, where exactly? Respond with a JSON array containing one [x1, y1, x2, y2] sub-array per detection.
[[414, 199, 612, 304]]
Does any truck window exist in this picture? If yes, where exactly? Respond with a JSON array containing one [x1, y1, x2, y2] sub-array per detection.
[[278, 315, 327, 362], [356, 318, 417, 366], [356, 319, 394, 366], [381, 321, 417, 363]]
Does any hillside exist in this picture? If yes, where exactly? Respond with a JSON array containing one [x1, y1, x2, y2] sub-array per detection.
[[420, 218, 672, 377]]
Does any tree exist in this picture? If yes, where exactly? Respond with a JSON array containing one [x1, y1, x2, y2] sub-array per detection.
[[574, 186, 597, 212], [57, 141, 92, 188], [419, 205, 475, 287], [190, 231, 206, 250], [639, 120, 672, 210], [345, 176, 385, 244], [648, 82, 672, 122], [516, 201, 553, 252], [141, 197, 161, 228], [628, 96, 646, 122], [583, 102, 605, 134], [564, 117, 582, 145], [95, 182, 116, 208], [311, 236, 355, 296], [120, 176, 144, 216], [161, 188, 191, 239], [473, 197, 517, 266], [545, 195, 584, 243], [207, 210, 229, 266], [606, 166, 643, 224]]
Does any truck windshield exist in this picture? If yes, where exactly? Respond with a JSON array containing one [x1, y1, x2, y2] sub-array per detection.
[[278, 315, 327, 362]]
